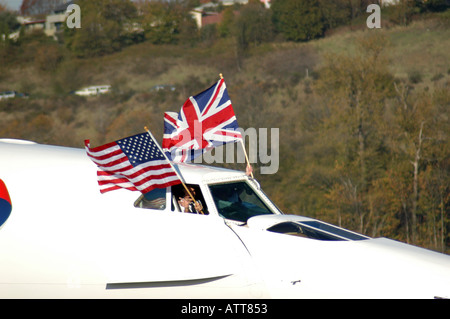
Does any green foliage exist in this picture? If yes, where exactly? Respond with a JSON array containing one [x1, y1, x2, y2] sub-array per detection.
[[271, 0, 325, 41], [139, 0, 198, 45], [64, 0, 138, 57], [318, 0, 352, 29], [382, 0, 421, 26], [217, 7, 235, 38], [424, 0, 450, 12], [0, 10, 20, 40], [234, 1, 274, 51]]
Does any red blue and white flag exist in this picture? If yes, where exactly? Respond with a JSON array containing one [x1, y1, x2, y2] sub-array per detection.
[[162, 78, 242, 162], [0, 179, 12, 228], [85, 132, 181, 194]]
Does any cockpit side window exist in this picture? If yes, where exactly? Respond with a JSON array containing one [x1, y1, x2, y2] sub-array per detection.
[[134, 188, 166, 210], [171, 184, 208, 215], [209, 181, 273, 222]]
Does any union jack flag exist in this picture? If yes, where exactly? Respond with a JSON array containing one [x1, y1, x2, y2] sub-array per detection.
[[162, 78, 242, 162], [85, 132, 181, 194]]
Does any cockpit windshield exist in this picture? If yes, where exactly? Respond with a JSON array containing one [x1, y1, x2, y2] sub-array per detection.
[[209, 181, 274, 222]]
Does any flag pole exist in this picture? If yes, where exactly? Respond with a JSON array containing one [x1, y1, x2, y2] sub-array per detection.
[[240, 139, 254, 179], [144, 126, 203, 214], [220, 73, 254, 178]]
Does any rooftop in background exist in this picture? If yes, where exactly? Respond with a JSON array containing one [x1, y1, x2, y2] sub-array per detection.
[[17, 0, 72, 16], [191, 0, 272, 29]]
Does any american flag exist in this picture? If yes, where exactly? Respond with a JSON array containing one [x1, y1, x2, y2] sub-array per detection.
[[162, 78, 242, 162], [85, 132, 181, 194]]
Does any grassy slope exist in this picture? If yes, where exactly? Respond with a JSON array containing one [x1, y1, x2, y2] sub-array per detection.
[[313, 18, 450, 80]]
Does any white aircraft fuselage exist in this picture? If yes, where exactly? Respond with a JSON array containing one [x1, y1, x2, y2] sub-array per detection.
[[0, 139, 449, 299]]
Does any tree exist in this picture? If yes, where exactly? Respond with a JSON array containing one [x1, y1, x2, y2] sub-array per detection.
[[389, 83, 449, 247], [318, 0, 352, 29], [271, 0, 324, 41], [385, 0, 420, 26], [138, 0, 197, 45], [64, 0, 137, 57], [217, 6, 235, 38], [316, 33, 394, 233], [234, 1, 274, 52], [0, 10, 20, 43], [424, 0, 450, 12]]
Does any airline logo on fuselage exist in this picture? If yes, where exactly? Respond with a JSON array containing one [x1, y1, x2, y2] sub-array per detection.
[[0, 179, 12, 228]]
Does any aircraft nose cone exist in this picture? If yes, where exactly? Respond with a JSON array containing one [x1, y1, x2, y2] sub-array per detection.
[[0, 179, 12, 228]]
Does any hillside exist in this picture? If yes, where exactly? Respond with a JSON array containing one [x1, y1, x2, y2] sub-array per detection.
[[1, 13, 449, 253]]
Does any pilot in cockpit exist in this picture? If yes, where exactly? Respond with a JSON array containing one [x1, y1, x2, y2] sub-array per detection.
[[174, 185, 206, 214]]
